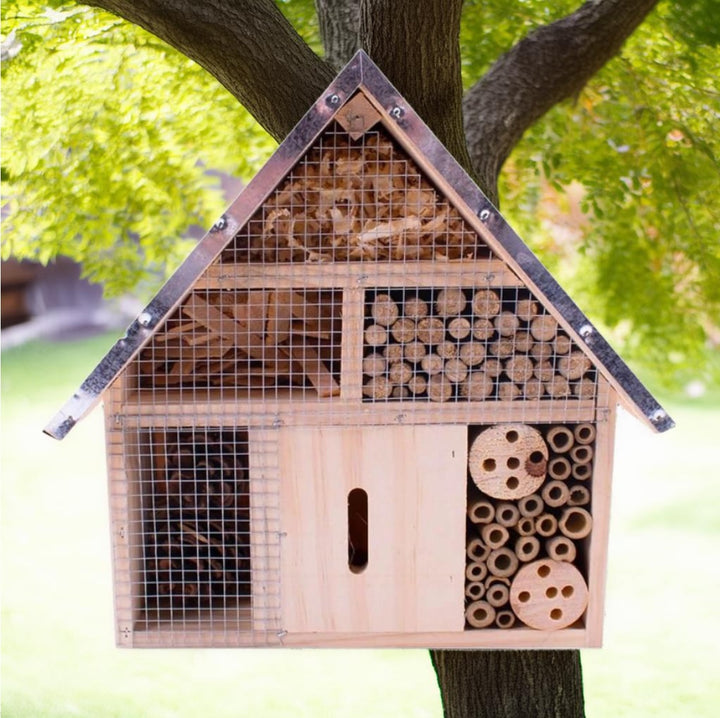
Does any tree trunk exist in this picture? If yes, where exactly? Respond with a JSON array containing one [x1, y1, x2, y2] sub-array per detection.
[[431, 650, 585, 718]]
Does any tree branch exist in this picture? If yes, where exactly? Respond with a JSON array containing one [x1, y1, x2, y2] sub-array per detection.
[[315, 0, 361, 71], [360, 0, 475, 176], [83, 0, 335, 142], [463, 0, 660, 201]]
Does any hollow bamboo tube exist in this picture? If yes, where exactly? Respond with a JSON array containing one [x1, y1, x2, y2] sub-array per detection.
[[559, 507, 593, 539], [516, 298, 539, 322], [388, 361, 412, 385], [518, 494, 544, 518], [465, 600, 496, 629], [390, 318, 416, 344], [460, 371, 494, 400], [535, 513, 558, 537], [485, 576, 511, 588], [486, 582, 511, 607], [571, 462, 593, 481], [420, 352, 444, 375], [548, 456, 572, 481], [466, 537, 491, 562], [546, 426, 575, 453], [403, 340, 427, 364], [383, 343, 404, 363], [530, 314, 558, 341], [436, 287, 467, 317], [504, 355, 534, 383], [465, 561, 489, 583], [444, 358, 469, 383], [546, 536, 577, 563], [558, 351, 592, 380], [362, 352, 386, 377], [495, 502, 520, 528], [515, 517, 536, 536], [487, 548, 519, 578], [574, 423, 597, 445], [515, 535, 541, 562], [495, 610, 516, 629], [467, 499, 495, 525], [404, 296, 428, 321], [416, 317, 445, 344], [465, 581, 486, 601], [448, 316, 471, 340], [472, 289, 501, 318], [494, 311, 520, 337], [427, 374, 453, 402], [542, 480, 571, 508], [472, 318, 495, 340], [407, 374, 427, 396], [570, 444, 594, 465], [371, 294, 399, 326], [567, 485, 591, 507], [459, 341, 486, 367], [436, 341, 458, 360], [481, 523, 510, 549], [362, 376, 393, 399], [364, 323, 388, 347]]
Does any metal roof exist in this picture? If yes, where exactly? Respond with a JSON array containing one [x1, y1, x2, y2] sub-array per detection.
[[44, 50, 673, 439]]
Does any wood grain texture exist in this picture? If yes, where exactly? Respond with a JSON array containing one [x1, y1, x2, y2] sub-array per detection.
[[278, 424, 466, 633]]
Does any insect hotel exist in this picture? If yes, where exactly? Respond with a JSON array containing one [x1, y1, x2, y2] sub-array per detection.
[[46, 52, 673, 649]]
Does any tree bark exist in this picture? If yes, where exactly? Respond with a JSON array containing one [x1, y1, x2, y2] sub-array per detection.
[[463, 0, 660, 197], [315, 0, 361, 71], [431, 650, 585, 718]]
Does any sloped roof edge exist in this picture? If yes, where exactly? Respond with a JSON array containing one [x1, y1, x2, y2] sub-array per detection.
[[44, 50, 673, 439]]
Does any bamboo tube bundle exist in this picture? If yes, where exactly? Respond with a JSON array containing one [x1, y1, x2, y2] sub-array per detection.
[[571, 462, 593, 481], [546, 536, 577, 563], [465, 581, 486, 601], [541, 480, 570, 508], [535, 513, 558, 537], [495, 610, 516, 629], [466, 537, 491, 562], [486, 582, 511, 607], [567, 485, 590, 507], [515, 535, 541, 562], [495, 502, 520, 528], [487, 548, 519, 579], [466, 561, 489, 583], [574, 423, 596, 445], [559, 507, 593, 539], [548, 456, 572, 481], [465, 600, 496, 628], [481, 523, 510, 549], [467, 499, 495, 525]]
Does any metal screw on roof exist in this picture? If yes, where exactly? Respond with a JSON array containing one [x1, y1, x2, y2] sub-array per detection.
[[391, 106, 404, 119], [328, 94, 340, 105], [212, 216, 227, 231], [138, 311, 153, 327], [479, 209, 491, 222], [650, 409, 668, 423], [579, 324, 594, 338]]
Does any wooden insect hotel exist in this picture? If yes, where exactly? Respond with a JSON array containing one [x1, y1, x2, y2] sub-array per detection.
[[46, 52, 673, 649]]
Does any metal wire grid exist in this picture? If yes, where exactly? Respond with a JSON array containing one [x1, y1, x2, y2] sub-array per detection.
[[115, 424, 281, 645], [361, 286, 599, 404], [222, 123, 487, 264]]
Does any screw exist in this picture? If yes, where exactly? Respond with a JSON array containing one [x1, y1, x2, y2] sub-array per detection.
[[650, 409, 667, 423], [212, 216, 227, 232], [479, 209, 491, 222], [328, 94, 340, 105], [391, 106, 404, 119], [579, 324, 594, 338], [138, 311, 153, 327]]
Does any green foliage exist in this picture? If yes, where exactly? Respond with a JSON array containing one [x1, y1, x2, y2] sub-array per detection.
[[1, 2, 274, 295], [489, 3, 720, 388]]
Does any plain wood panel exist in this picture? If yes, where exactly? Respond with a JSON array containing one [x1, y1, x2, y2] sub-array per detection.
[[279, 425, 466, 633]]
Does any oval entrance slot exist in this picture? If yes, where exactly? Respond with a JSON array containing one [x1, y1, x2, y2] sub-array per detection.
[[348, 488, 368, 573]]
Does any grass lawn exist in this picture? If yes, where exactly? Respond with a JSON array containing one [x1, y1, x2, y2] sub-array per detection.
[[2, 333, 718, 717]]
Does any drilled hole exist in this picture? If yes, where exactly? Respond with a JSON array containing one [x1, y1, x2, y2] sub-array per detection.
[[506, 476, 519, 490], [562, 585, 574, 598], [518, 591, 531, 603], [529, 451, 544, 463], [483, 458, 497, 472], [506, 430, 519, 443], [550, 608, 563, 621], [546, 586, 558, 598], [507, 457, 520, 469], [537, 564, 551, 578]]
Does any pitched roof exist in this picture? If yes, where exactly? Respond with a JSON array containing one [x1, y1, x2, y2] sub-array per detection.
[[45, 50, 673, 439]]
